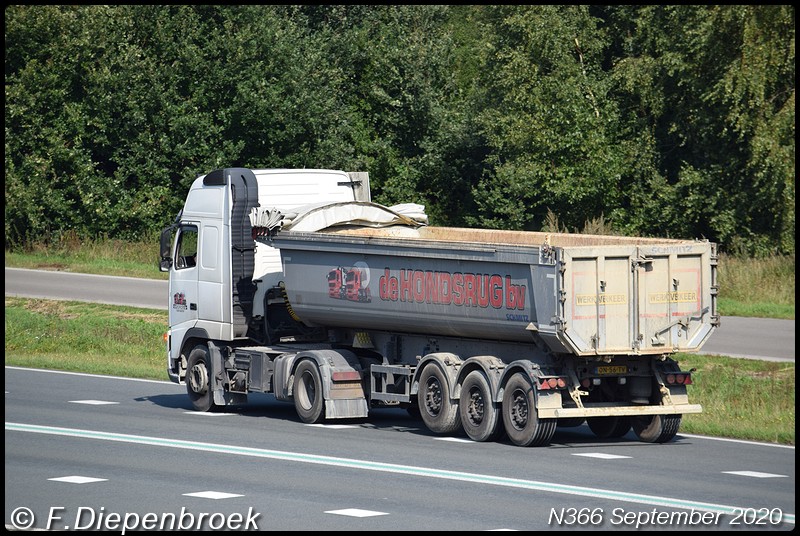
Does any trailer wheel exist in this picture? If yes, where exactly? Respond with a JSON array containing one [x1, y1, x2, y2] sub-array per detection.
[[632, 414, 681, 443], [502, 373, 556, 447], [418, 363, 462, 434], [406, 398, 422, 420], [293, 360, 325, 424], [587, 416, 631, 438], [557, 418, 586, 428], [459, 370, 503, 442], [186, 345, 214, 412]]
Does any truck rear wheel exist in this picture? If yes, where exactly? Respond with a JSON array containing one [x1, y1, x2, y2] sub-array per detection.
[[632, 414, 681, 443], [459, 370, 503, 442], [293, 360, 325, 424], [418, 363, 462, 435], [587, 416, 631, 439], [186, 345, 214, 412], [502, 373, 556, 447]]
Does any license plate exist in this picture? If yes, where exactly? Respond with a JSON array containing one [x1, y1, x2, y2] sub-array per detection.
[[596, 365, 627, 375]]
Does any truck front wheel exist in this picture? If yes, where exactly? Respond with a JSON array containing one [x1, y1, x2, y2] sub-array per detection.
[[502, 373, 556, 447], [293, 360, 325, 424], [418, 363, 462, 434], [186, 345, 214, 412]]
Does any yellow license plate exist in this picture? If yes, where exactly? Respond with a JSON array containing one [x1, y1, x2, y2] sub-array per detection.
[[596, 366, 627, 375]]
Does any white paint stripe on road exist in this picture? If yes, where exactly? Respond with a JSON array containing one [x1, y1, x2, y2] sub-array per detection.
[[6, 422, 794, 525], [722, 471, 788, 479], [325, 508, 389, 518], [5, 366, 175, 385], [183, 491, 244, 499], [48, 476, 107, 484], [572, 453, 631, 460], [679, 433, 795, 449]]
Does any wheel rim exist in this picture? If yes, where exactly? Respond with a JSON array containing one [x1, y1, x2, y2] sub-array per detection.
[[466, 387, 485, 426], [424, 377, 442, 417], [509, 388, 529, 431], [188, 362, 208, 395]]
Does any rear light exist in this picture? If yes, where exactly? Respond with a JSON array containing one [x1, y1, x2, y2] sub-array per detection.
[[665, 372, 693, 385], [537, 376, 568, 390], [332, 370, 361, 382]]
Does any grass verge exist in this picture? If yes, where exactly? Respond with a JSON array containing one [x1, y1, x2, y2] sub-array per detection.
[[4, 297, 166, 380]]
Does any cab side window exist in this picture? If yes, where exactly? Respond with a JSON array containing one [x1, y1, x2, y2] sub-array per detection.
[[175, 225, 198, 269]]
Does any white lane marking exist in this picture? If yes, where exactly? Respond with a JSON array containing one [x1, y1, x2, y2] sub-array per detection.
[[48, 476, 107, 484], [325, 508, 389, 518], [722, 471, 788, 479], [679, 433, 795, 449], [69, 400, 119, 405], [5, 366, 175, 385], [8, 422, 793, 525], [183, 491, 244, 500], [572, 453, 631, 459], [306, 424, 359, 429], [435, 437, 474, 443], [183, 411, 233, 416]]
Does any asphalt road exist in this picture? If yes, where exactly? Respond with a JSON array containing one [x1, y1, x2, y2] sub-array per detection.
[[5, 367, 795, 531], [5, 267, 795, 361]]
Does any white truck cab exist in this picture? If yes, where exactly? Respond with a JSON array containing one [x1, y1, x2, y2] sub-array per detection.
[[160, 167, 370, 384]]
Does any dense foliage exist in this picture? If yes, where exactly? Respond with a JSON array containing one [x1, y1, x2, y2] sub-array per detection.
[[5, 5, 794, 255]]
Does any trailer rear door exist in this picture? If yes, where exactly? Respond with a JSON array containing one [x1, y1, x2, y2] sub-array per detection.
[[560, 242, 717, 356]]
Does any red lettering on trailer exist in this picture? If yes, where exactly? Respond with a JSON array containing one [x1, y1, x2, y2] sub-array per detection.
[[378, 268, 526, 311]]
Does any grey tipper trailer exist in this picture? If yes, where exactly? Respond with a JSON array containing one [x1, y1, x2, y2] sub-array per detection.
[[162, 168, 718, 447]]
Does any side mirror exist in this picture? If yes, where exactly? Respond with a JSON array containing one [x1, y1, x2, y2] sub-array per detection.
[[159, 223, 178, 272]]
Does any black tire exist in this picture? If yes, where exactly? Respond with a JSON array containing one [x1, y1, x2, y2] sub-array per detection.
[[557, 418, 586, 428], [293, 360, 326, 424], [186, 345, 214, 412], [459, 370, 503, 442], [587, 416, 632, 438], [406, 398, 422, 420], [501, 373, 557, 447], [418, 363, 462, 434], [632, 414, 682, 443]]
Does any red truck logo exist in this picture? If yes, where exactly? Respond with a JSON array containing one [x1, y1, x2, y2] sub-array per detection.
[[172, 292, 187, 312], [327, 265, 372, 303]]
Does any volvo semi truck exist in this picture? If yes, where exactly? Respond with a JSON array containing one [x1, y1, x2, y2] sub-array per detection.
[[160, 167, 719, 447]]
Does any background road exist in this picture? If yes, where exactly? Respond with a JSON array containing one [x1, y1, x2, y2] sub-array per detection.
[[5, 267, 795, 362]]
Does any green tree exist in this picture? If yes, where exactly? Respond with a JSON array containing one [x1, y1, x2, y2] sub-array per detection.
[[601, 5, 795, 254], [458, 6, 628, 232]]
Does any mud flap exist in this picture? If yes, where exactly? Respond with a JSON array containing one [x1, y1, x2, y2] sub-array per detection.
[[325, 398, 369, 419], [535, 390, 563, 416]]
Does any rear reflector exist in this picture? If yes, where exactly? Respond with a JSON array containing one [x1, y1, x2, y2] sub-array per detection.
[[332, 370, 361, 382]]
